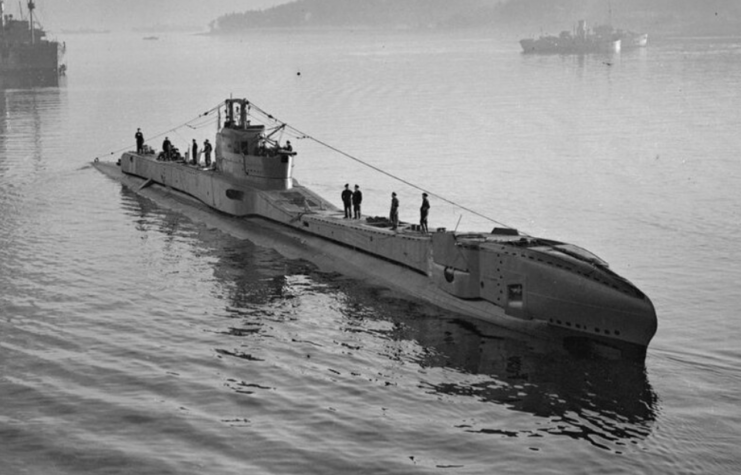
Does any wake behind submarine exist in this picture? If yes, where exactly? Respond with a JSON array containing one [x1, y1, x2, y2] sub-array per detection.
[[93, 97, 657, 361]]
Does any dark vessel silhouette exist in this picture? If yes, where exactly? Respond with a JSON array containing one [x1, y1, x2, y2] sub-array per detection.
[[0, 1, 65, 81], [520, 20, 621, 55]]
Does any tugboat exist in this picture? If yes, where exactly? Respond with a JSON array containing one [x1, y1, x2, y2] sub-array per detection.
[[93, 98, 658, 361], [0, 1, 65, 80], [520, 20, 621, 55]]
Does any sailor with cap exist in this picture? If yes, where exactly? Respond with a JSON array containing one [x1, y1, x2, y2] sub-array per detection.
[[162, 136, 172, 160], [203, 139, 212, 167], [390, 192, 399, 230], [341, 183, 352, 218], [352, 184, 363, 219], [420, 192, 430, 233], [135, 128, 144, 154]]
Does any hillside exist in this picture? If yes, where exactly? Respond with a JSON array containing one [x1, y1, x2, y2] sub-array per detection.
[[209, 0, 500, 31], [209, 0, 741, 36]]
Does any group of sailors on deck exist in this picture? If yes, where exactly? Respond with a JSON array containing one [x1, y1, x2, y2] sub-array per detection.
[[135, 128, 291, 167], [135, 127, 431, 233], [135, 128, 212, 166], [342, 183, 431, 233]]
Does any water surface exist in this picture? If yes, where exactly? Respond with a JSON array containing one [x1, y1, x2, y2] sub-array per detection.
[[1, 29, 740, 474]]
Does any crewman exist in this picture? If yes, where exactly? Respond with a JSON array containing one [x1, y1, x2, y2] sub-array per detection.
[[352, 184, 363, 219], [135, 128, 144, 154], [390, 192, 399, 230], [162, 137, 172, 160], [191, 139, 198, 165], [341, 184, 352, 219], [420, 192, 430, 233], [203, 139, 212, 167]]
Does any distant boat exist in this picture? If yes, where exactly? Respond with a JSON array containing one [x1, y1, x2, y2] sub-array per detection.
[[143, 36, 159, 41], [0, 1, 66, 78], [520, 20, 621, 55]]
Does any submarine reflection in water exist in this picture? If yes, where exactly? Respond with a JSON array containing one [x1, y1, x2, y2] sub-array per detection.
[[410, 316, 657, 451], [336, 286, 657, 452]]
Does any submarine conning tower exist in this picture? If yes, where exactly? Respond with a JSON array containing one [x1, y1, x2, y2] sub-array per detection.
[[216, 98, 296, 191]]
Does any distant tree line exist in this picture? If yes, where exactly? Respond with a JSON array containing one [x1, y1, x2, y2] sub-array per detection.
[[209, 0, 500, 31], [209, 0, 741, 36]]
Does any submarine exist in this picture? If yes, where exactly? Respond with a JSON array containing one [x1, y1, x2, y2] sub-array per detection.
[[93, 98, 657, 361]]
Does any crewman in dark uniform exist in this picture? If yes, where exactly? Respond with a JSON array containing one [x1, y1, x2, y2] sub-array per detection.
[[390, 192, 399, 230], [352, 184, 363, 219], [341, 184, 352, 219], [135, 128, 144, 154], [203, 139, 212, 167], [191, 139, 198, 165], [420, 192, 430, 233], [162, 137, 172, 160]]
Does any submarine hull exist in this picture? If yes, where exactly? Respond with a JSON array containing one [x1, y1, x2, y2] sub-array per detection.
[[94, 154, 657, 361]]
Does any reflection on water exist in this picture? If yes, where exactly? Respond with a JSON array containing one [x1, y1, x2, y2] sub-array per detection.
[[353, 294, 658, 452], [0, 81, 65, 177], [0, 84, 65, 279], [0, 71, 64, 89], [418, 321, 657, 451]]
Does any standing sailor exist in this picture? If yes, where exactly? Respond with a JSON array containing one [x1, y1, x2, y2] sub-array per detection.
[[162, 137, 172, 160], [203, 139, 212, 167], [191, 139, 198, 165], [390, 192, 399, 230], [352, 184, 363, 220], [420, 193, 430, 233], [341, 184, 352, 219], [135, 128, 144, 154]]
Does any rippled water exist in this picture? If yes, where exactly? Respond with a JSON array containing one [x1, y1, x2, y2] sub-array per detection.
[[1, 29, 740, 474]]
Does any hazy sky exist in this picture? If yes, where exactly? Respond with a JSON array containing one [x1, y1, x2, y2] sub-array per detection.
[[6, 0, 292, 31]]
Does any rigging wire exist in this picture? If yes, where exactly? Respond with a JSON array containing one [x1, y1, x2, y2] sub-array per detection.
[[96, 98, 520, 233], [93, 104, 221, 161], [243, 99, 518, 231]]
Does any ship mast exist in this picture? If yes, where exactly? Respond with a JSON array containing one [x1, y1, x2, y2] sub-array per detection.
[[27, 0, 34, 43]]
